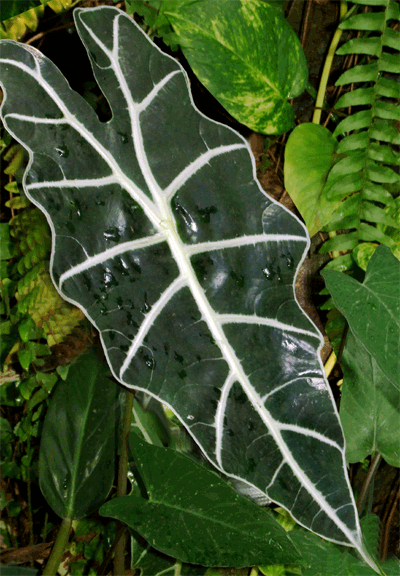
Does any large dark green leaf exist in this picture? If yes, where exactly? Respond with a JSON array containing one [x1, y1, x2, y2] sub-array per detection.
[[39, 349, 121, 519], [340, 330, 399, 467], [162, 0, 308, 135], [0, 5, 365, 557], [323, 246, 400, 389], [284, 123, 339, 235], [101, 433, 300, 567]]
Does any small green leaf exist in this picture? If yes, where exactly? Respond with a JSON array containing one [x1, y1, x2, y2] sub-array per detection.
[[352, 243, 378, 271], [131, 397, 168, 447], [0, 223, 16, 260], [39, 349, 122, 519], [18, 348, 33, 371], [284, 123, 339, 235], [101, 433, 300, 567], [322, 246, 400, 389]]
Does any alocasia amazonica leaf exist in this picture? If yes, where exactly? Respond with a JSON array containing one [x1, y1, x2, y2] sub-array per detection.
[[161, 0, 308, 135], [0, 5, 372, 564]]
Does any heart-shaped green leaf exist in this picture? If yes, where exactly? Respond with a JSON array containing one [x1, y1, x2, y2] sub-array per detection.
[[340, 330, 400, 467], [323, 246, 400, 389], [284, 123, 340, 236], [162, 0, 308, 135], [101, 433, 300, 567]]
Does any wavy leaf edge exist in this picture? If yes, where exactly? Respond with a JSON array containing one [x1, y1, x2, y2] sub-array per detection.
[[0, 5, 372, 564]]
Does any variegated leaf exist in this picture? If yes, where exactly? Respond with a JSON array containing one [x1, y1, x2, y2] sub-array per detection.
[[0, 6, 371, 563]]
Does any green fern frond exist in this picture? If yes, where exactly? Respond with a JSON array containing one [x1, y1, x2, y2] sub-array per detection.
[[9, 208, 85, 347], [321, 0, 400, 269]]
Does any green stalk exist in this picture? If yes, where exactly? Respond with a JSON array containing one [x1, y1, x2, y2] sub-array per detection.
[[114, 388, 135, 576], [42, 516, 72, 576], [312, 1, 348, 126]]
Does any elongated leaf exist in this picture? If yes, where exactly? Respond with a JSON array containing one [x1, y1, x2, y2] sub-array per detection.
[[101, 433, 300, 567], [0, 6, 363, 552], [323, 246, 400, 389], [161, 0, 308, 135], [284, 123, 340, 236], [39, 349, 121, 519], [340, 330, 400, 467]]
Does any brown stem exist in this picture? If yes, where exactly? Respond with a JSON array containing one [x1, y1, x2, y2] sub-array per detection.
[[379, 475, 400, 560], [356, 452, 382, 515]]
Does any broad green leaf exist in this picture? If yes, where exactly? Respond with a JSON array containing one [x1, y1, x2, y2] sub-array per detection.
[[38, 349, 121, 519], [340, 330, 400, 466], [0, 6, 365, 555], [284, 124, 340, 236], [161, 0, 308, 135], [323, 246, 400, 388], [101, 433, 300, 567], [131, 531, 207, 576]]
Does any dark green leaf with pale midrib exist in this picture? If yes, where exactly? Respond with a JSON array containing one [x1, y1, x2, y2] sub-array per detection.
[[39, 349, 121, 519], [101, 433, 300, 567], [0, 5, 362, 553]]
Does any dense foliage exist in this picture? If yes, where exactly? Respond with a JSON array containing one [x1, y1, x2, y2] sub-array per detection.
[[0, 1, 398, 575]]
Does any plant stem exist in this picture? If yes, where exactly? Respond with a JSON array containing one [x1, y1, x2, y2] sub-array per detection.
[[312, 1, 348, 126], [357, 452, 382, 515], [42, 516, 72, 576], [114, 388, 135, 576], [324, 350, 337, 378], [26, 431, 34, 548]]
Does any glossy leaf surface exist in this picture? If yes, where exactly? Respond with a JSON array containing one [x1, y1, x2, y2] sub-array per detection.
[[323, 246, 400, 389], [162, 0, 308, 135], [284, 123, 339, 235], [131, 531, 207, 576], [101, 434, 300, 567], [0, 6, 361, 550], [39, 349, 121, 519], [340, 331, 400, 467]]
